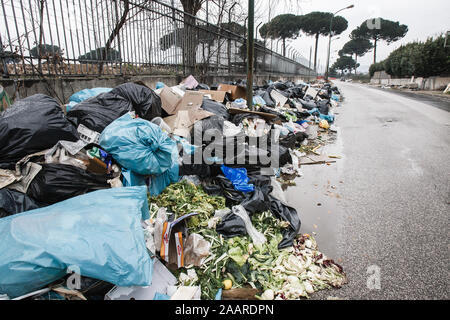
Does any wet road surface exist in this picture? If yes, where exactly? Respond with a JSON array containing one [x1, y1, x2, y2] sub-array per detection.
[[287, 81, 450, 299]]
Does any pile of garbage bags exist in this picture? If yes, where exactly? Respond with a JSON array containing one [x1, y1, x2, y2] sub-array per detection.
[[0, 76, 344, 300]]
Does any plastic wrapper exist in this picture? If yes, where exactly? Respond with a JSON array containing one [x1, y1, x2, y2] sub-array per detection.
[[231, 205, 266, 245], [0, 186, 153, 298], [184, 234, 211, 266], [0, 94, 79, 169]]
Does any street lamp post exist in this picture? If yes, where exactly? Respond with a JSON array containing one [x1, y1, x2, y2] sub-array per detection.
[[325, 4, 354, 82]]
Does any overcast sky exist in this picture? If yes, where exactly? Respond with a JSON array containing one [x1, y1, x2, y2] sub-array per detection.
[[251, 0, 450, 73]]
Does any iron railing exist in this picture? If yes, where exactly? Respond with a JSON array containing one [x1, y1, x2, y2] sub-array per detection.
[[0, 0, 315, 78]]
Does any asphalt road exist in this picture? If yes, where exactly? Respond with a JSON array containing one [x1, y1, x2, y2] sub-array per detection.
[[287, 82, 450, 300]]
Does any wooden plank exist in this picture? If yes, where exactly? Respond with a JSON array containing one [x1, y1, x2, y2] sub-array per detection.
[[221, 288, 260, 300]]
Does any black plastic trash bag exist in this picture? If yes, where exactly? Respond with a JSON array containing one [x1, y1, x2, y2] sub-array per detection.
[[269, 195, 301, 249], [280, 132, 308, 149], [109, 83, 164, 120], [27, 163, 112, 204], [299, 98, 317, 110], [230, 113, 265, 126], [0, 189, 45, 218], [205, 174, 272, 214], [201, 99, 230, 120], [317, 100, 330, 115], [190, 115, 224, 143], [216, 213, 247, 238], [195, 83, 210, 90], [67, 83, 162, 133], [0, 94, 79, 169], [67, 92, 134, 133], [261, 87, 276, 107]]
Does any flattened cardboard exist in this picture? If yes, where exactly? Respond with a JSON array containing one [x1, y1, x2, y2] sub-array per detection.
[[164, 108, 214, 138], [217, 84, 246, 100], [270, 89, 288, 108], [173, 91, 204, 113], [198, 90, 227, 103], [305, 86, 319, 99]]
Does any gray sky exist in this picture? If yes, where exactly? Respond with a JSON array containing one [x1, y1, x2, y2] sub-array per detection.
[[252, 0, 450, 73]]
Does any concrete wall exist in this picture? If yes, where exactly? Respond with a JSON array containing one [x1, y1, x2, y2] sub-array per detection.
[[1, 73, 316, 103], [370, 74, 450, 91]]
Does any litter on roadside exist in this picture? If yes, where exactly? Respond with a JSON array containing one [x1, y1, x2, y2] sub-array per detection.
[[0, 77, 345, 300]]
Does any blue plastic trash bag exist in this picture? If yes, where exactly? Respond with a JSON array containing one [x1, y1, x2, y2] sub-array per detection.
[[122, 169, 147, 187], [100, 113, 178, 176], [306, 108, 335, 123], [215, 288, 222, 300], [173, 135, 197, 155], [66, 87, 112, 112], [100, 113, 179, 195], [331, 93, 340, 102], [148, 163, 180, 196], [155, 82, 165, 89], [252, 95, 266, 107], [0, 186, 153, 298], [319, 113, 335, 122], [221, 164, 254, 193], [154, 292, 170, 300]]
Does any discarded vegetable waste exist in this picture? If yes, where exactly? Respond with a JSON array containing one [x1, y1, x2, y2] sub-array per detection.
[[0, 77, 345, 300]]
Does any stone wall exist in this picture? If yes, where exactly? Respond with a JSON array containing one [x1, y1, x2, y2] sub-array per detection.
[[1, 73, 316, 104], [370, 73, 450, 91]]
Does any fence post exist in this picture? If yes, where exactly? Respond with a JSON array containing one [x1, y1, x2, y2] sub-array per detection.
[[0, 35, 9, 78], [246, 0, 254, 109]]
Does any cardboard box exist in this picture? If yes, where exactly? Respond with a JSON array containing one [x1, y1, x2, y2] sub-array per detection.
[[159, 86, 183, 115], [217, 84, 246, 100], [198, 90, 227, 103], [160, 88, 205, 116]]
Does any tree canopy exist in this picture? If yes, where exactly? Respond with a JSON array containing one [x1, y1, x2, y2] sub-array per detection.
[[259, 14, 302, 56], [298, 11, 348, 71], [331, 55, 359, 75], [340, 38, 373, 59], [30, 44, 63, 58], [78, 48, 121, 63], [351, 18, 408, 63], [299, 11, 348, 37]]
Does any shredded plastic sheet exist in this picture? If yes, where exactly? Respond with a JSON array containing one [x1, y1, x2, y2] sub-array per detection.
[[0, 186, 153, 298]]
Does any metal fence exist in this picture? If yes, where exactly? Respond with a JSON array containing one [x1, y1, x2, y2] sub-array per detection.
[[0, 0, 314, 78]]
